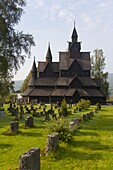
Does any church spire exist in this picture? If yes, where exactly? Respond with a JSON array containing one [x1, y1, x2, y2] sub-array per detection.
[[31, 56, 37, 79], [71, 21, 78, 42], [46, 42, 52, 64]]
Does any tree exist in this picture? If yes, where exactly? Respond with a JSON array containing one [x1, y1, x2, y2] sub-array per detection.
[[0, 0, 35, 100], [91, 49, 109, 96], [20, 71, 31, 92]]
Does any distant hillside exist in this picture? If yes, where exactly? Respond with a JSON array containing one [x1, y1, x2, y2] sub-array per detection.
[[14, 80, 24, 91]]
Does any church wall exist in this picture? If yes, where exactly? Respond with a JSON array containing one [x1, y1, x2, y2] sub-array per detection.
[[89, 97, 106, 105], [39, 72, 59, 78], [29, 96, 49, 103], [51, 96, 63, 103]]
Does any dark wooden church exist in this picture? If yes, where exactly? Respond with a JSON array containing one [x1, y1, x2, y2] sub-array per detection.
[[22, 26, 106, 104]]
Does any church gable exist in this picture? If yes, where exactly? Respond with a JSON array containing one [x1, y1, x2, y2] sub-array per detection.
[[69, 76, 82, 88], [68, 58, 83, 76], [42, 63, 55, 77]]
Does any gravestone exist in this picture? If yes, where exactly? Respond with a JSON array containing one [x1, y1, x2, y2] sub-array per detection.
[[25, 116, 34, 127], [10, 121, 19, 133], [45, 112, 50, 121], [73, 118, 79, 126], [30, 104, 34, 110], [9, 103, 12, 112], [54, 105, 57, 109], [43, 107, 46, 113], [19, 147, 40, 170], [90, 111, 94, 117], [46, 133, 59, 155], [87, 113, 91, 119], [83, 114, 87, 121], [93, 109, 97, 113], [74, 109, 77, 113], [35, 112, 40, 117], [20, 105, 24, 119], [40, 111, 44, 116], [15, 107, 19, 120], [0, 110, 5, 117], [52, 114, 57, 120], [69, 121, 75, 128]]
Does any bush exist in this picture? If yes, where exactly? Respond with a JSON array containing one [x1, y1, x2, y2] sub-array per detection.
[[45, 118, 76, 143], [95, 102, 101, 110], [60, 99, 68, 116], [76, 99, 91, 111]]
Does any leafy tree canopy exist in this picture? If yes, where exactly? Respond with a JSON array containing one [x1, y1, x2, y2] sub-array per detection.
[[20, 71, 31, 92], [91, 49, 109, 96], [0, 0, 35, 101]]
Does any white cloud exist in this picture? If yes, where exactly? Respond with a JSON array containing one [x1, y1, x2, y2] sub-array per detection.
[[34, 0, 75, 23], [33, 0, 113, 31], [35, 0, 44, 8]]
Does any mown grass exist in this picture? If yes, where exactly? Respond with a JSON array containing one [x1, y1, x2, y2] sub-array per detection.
[[0, 105, 113, 170]]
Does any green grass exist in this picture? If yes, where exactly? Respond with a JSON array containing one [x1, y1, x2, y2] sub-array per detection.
[[0, 105, 113, 170]]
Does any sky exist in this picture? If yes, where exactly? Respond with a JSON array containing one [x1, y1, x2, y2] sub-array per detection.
[[14, 0, 113, 80]]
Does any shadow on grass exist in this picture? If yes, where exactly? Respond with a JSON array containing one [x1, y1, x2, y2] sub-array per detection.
[[19, 124, 45, 129], [76, 131, 99, 136], [53, 145, 102, 161], [21, 131, 42, 137], [81, 115, 113, 131], [0, 143, 13, 149], [71, 140, 110, 151]]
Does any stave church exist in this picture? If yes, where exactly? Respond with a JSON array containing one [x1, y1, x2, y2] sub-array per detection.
[[22, 25, 106, 104]]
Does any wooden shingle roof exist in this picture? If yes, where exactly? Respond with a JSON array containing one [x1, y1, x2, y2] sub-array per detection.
[[28, 77, 36, 86], [77, 89, 89, 97], [78, 77, 97, 87], [59, 52, 70, 70], [51, 89, 67, 96], [77, 52, 91, 70], [29, 88, 53, 97], [55, 77, 74, 86], [38, 62, 59, 72], [85, 89, 105, 97], [38, 62, 46, 72], [65, 89, 76, 96], [22, 88, 34, 96], [34, 77, 58, 86]]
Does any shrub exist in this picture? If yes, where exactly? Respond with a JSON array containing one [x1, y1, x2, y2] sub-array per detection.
[[95, 102, 101, 110], [45, 118, 76, 143], [60, 99, 68, 116], [76, 99, 91, 111]]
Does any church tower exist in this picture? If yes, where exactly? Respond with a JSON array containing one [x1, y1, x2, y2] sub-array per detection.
[[31, 57, 37, 79], [71, 24, 78, 42], [69, 24, 81, 58], [46, 43, 52, 64]]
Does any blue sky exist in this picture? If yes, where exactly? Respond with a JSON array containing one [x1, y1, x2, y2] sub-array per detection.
[[14, 0, 113, 80]]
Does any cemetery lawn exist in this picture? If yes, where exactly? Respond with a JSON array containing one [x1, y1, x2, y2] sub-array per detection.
[[0, 105, 113, 170]]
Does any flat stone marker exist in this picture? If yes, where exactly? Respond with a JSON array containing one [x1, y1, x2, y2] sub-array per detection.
[[46, 133, 59, 154], [10, 121, 19, 133], [87, 113, 91, 119], [83, 114, 87, 121], [19, 147, 40, 170], [45, 112, 50, 121], [0, 110, 5, 117], [90, 111, 94, 117], [73, 118, 80, 126], [25, 116, 34, 127], [69, 121, 75, 128]]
